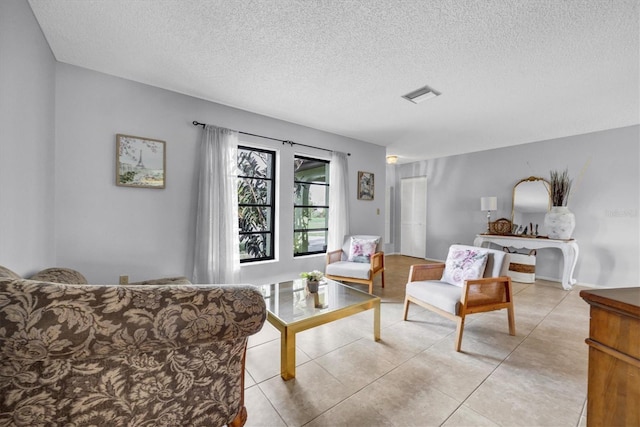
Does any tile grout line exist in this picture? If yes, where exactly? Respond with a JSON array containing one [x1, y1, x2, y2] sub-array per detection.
[[245, 261, 586, 427], [300, 315, 453, 426], [439, 282, 577, 426]]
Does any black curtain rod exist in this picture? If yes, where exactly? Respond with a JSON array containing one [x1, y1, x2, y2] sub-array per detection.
[[192, 121, 350, 156]]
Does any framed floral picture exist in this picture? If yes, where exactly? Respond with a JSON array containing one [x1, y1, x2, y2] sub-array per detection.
[[116, 134, 166, 189], [357, 171, 374, 200]]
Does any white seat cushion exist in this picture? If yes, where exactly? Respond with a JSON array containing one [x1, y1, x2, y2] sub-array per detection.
[[406, 280, 461, 315], [325, 261, 371, 280]]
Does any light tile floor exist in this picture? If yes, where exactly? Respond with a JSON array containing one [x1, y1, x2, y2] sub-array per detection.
[[244, 255, 590, 427]]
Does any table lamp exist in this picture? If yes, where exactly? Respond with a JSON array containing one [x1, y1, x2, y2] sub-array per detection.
[[480, 196, 497, 233]]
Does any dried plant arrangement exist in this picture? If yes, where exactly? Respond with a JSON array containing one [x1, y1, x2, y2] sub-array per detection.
[[549, 168, 573, 207]]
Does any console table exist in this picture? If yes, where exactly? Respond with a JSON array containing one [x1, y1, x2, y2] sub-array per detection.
[[473, 234, 579, 290]]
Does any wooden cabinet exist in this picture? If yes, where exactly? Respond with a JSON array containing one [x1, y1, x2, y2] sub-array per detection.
[[580, 288, 640, 427]]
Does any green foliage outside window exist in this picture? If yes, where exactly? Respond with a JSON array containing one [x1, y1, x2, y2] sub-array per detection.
[[294, 157, 329, 256], [238, 147, 275, 262]]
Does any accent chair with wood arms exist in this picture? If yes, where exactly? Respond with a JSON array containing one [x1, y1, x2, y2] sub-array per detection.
[[325, 235, 385, 294], [403, 244, 515, 351]]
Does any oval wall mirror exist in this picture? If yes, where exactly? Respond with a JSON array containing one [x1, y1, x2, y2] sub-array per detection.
[[511, 176, 551, 235]]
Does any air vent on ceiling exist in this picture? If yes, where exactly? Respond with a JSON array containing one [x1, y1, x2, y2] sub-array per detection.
[[402, 85, 441, 104]]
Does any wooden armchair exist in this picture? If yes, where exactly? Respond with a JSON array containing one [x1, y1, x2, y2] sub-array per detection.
[[403, 244, 515, 351], [325, 235, 385, 294]]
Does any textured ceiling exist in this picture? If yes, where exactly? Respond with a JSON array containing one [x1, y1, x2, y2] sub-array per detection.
[[28, 0, 639, 163]]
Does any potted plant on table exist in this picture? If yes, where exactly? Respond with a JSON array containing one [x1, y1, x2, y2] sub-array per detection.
[[300, 270, 323, 293], [544, 168, 575, 239]]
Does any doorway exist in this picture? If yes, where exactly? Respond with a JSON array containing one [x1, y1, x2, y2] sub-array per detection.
[[400, 176, 427, 258]]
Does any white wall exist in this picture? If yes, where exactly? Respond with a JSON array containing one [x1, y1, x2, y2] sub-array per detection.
[[4, 0, 635, 288], [0, 0, 56, 275], [390, 126, 640, 288], [54, 64, 386, 284]]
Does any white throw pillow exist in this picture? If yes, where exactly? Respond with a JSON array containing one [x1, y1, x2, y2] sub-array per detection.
[[441, 247, 489, 287], [348, 237, 379, 263]]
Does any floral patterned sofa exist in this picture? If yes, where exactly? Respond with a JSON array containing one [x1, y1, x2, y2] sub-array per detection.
[[0, 266, 266, 427]]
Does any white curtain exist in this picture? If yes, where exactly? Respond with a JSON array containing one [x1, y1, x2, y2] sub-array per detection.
[[192, 125, 240, 284], [327, 151, 350, 251]]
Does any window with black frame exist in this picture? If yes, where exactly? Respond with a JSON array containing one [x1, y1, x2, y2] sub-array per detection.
[[294, 156, 329, 256], [237, 146, 275, 262]]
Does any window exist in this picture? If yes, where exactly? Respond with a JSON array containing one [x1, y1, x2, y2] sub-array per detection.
[[237, 146, 276, 262], [294, 156, 329, 256]]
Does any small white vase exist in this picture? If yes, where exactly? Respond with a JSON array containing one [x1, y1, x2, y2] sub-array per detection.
[[544, 206, 576, 239]]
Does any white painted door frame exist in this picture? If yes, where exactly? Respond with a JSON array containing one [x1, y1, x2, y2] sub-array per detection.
[[400, 176, 427, 258]]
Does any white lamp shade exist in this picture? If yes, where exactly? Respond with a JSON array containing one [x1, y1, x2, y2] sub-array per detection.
[[481, 196, 497, 211]]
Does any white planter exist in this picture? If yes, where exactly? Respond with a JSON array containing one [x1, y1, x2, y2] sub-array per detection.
[[544, 206, 576, 240], [506, 250, 537, 283]]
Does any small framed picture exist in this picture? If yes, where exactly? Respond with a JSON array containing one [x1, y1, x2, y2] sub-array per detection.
[[116, 134, 166, 189], [357, 171, 374, 200]]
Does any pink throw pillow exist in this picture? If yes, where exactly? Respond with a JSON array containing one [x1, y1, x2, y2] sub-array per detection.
[[441, 247, 489, 287], [348, 237, 379, 263]]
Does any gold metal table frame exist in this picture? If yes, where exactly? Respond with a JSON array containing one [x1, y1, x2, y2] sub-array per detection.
[[259, 278, 381, 380]]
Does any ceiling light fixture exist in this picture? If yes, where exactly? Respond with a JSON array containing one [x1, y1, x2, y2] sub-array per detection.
[[386, 155, 398, 164], [402, 85, 441, 104]]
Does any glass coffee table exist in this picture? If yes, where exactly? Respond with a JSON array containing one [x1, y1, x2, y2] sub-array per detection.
[[258, 278, 381, 380]]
